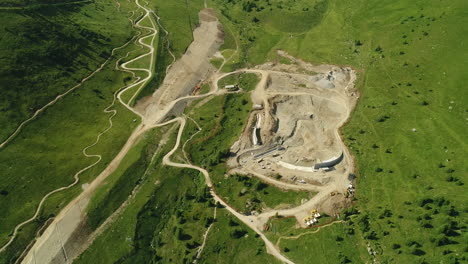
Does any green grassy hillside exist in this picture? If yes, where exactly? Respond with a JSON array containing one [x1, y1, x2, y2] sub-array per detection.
[[0, 0, 147, 262], [0, 0, 134, 141], [76, 125, 218, 264]]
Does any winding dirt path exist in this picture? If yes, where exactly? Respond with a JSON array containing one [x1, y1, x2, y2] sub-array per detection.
[[0, 85, 125, 253], [149, 9, 176, 75], [117, 0, 158, 116], [0, 0, 158, 256], [162, 117, 294, 264], [276, 220, 344, 244], [0, 34, 137, 150], [17, 6, 226, 263], [193, 207, 216, 264]]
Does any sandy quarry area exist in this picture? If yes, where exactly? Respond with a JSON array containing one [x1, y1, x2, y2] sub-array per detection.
[[228, 52, 358, 224], [135, 8, 224, 125]]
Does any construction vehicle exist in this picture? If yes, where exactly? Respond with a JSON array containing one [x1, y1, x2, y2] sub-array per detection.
[[192, 85, 201, 95], [303, 209, 322, 227]]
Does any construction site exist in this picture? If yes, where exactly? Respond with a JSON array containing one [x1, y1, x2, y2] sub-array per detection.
[[226, 52, 359, 228]]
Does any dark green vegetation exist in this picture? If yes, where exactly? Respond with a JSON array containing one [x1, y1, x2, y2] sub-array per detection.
[[184, 94, 250, 168], [0, 0, 89, 9], [201, 0, 468, 263], [77, 121, 279, 264], [212, 173, 312, 213], [198, 209, 280, 264], [0, 0, 146, 262]]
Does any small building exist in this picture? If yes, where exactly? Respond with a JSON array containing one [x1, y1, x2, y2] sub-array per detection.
[[225, 84, 238, 91], [253, 104, 263, 110]]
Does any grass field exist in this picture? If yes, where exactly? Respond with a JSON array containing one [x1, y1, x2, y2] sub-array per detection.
[[76, 121, 278, 264], [264, 215, 335, 243], [75, 125, 181, 263], [198, 208, 281, 264], [0, 50, 139, 263], [85, 127, 164, 230], [278, 219, 371, 263], [212, 173, 313, 214]]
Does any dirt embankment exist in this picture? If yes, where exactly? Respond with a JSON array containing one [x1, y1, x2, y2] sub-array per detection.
[[135, 8, 224, 125]]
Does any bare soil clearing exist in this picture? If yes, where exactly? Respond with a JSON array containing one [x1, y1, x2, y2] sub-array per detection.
[[135, 8, 224, 125], [227, 53, 358, 230]]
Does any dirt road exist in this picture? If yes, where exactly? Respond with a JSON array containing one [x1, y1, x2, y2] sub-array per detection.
[[162, 117, 294, 264], [136, 8, 223, 125]]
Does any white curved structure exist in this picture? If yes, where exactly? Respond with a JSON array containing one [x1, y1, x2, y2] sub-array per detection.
[[278, 152, 344, 172]]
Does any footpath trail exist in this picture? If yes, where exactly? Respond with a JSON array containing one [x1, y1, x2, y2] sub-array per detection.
[[0, 0, 157, 257], [16, 4, 233, 264], [118, 1, 158, 107], [162, 117, 294, 264], [0, 36, 136, 150]]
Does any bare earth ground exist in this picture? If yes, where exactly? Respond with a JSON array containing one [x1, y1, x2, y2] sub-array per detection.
[[18, 6, 358, 263], [135, 8, 224, 125], [227, 54, 358, 228]]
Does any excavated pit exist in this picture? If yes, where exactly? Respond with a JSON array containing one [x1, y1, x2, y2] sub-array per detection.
[[229, 52, 358, 219]]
